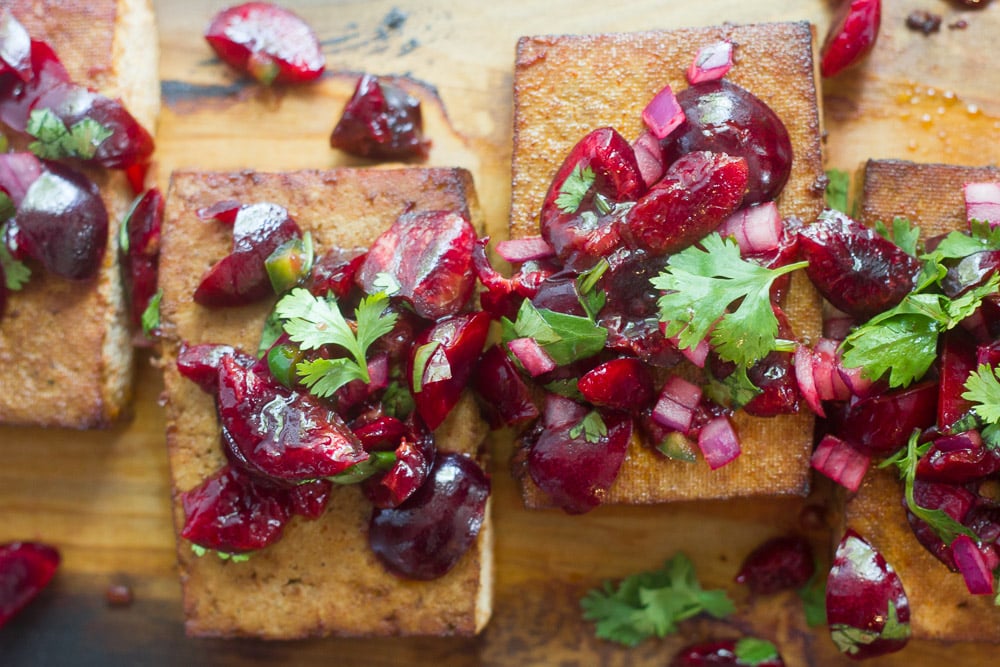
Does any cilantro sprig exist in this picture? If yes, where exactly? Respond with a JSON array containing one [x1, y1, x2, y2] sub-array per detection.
[[824, 168, 850, 214], [26, 108, 113, 161], [556, 164, 595, 214], [651, 233, 808, 368], [501, 299, 607, 366], [275, 288, 397, 398], [0, 222, 30, 291], [879, 430, 976, 545], [875, 216, 920, 257], [734, 638, 781, 666], [580, 552, 735, 647], [961, 364, 1000, 446], [569, 410, 607, 443]]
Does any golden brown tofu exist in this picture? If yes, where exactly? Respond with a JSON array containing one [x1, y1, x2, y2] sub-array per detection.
[[509, 22, 826, 505], [159, 168, 492, 638], [844, 159, 1000, 642], [0, 0, 159, 427]]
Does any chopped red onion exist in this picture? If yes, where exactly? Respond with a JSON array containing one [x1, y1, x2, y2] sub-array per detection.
[[543, 392, 587, 429], [495, 236, 555, 263], [665, 328, 710, 368], [686, 41, 733, 85], [0, 152, 42, 205], [717, 202, 782, 254], [697, 415, 741, 470], [934, 429, 983, 453], [652, 376, 703, 432], [641, 84, 685, 140], [631, 130, 665, 188], [951, 535, 996, 595], [964, 182, 1000, 228], [793, 345, 825, 417], [814, 338, 853, 401], [507, 337, 556, 377], [822, 302, 856, 340], [811, 434, 870, 492]]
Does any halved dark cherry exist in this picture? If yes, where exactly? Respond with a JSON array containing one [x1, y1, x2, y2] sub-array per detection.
[[0, 541, 60, 629], [356, 210, 477, 320], [821, 0, 881, 78], [330, 74, 430, 160], [735, 534, 815, 595], [369, 452, 490, 580], [798, 210, 921, 320], [827, 381, 937, 455], [194, 201, 302, 307], [205, 2, 325, 85], [362, 424, 436, 509], [661, 79, 792, 204], [180, 465, 290, 554], [471, 343, 540, 429]]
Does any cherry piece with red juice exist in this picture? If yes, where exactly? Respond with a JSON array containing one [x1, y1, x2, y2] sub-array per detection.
[[471, 343, 540, 429], [356, 209, 477, 321], [330, 74, 431, 160], [307, 246, 367, 300], [0, 541, 60, 629], [194, 201, 302, 307], [363, 426, 436, 509], [119, 188, 163, 330], [671, 639, 785, 667], [369, 452, 490, 580], [826, 380, 938, 456], [735, 534, 815, 595], [826, 529, 910, 660], [660, 79, 793, 205], [205, 2, 325, 85], [176, 342, 255, 395], [577, 357, 654, 412], [820, 0, 882, 78]]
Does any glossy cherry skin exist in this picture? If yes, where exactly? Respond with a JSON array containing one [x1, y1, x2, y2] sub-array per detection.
[[821, 0, 882, 78], [330, 74, 430, 160], [827, 381, 938, 456], [826, 529, 910, 660], [7, 159, 108, 280], [180, 465, 290, 554], [119, 188, 163, 329], [661, 80, 792, 204], [671, 639, 785, 667], [205, 2, 325, 85], [176, 342, 255, 394], [216, 355, 369, 483], [916, 436, 1000, 484], [937, 328, 978, 430], [307, 246, 366, 300], [194, 201, 302, 307], [539, 127, 645, 267], [621, 151, 748, 255], [577, 357, 654, 412], [471, 344, 540, 429], [286, 479, 333, 519], [904, 480, 975, 570], [735, 534, 815, 595], [0, 542, 60, 629], [798, 210, 921, 320], [408, 311, 491, 430], [369, 452, 490, 580], [356, 210, 477, 320], [363, 425, 436, 509]]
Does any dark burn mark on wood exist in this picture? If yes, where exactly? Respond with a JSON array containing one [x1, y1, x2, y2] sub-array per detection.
[[161, 80, 247, 107]]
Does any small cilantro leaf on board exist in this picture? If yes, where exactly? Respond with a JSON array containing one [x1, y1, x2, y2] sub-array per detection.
[[580, 553, 735, 647], [880, 430, 976, 545], [556, 164, 595, 214], [26, 108, 113, 161], [824, 168, 850, 214], [140, 288, 163, 338], [501, 299, 607, 366], [962, 364, 1000, 424], [734, 637, 781, 665], [0, 227, 30, 291], [276, 288, 397, 398], [874, 217, 920, 257], [569, 410, 607, 443], [651, 233, 808, 368], [796, 568, 827, 627]]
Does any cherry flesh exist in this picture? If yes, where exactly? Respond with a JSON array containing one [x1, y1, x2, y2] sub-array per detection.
[[330, 74, 430, 160], [119, 188, 163, 329], [0, 541, 60, 629]]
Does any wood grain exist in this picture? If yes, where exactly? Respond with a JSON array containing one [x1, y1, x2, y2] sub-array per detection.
[[3, 0, 1000, 664]]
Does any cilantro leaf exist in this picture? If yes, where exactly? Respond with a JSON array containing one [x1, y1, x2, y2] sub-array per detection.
[[704, 364, 761, 409], [569, 410, 607, 443], [580, 553, 735, 647], [962, 364, 1000, 424], [924, 220, 1000, 262], [501, 299, 606, 366], [825, 168, 850, 214], [555, 164, 595, 214], [0, 191, 14, 222], [275, 288, 397, 399], [191, 544, 251, 563], [734, 637, 780, 666], [651, 234, 807, 368], [576, 259, 609, 321], [257, 306, 284, 358], [875, 217, 920, 257], [141, 288, 162, 338], [0, 225, 30, 291], [796, 568, 827, 627], [880, 430, 976, 545], [26, 108, 113, 161]]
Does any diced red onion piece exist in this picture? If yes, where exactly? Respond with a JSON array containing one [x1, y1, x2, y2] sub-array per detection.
[[717, 202, 782, 254], [631, 130, 665, 188], [641, 84, 685, 140], [495, 236, 555, 263], [686, 40, 734, 85], [837, 364, 875, 399], [665, 330, 710, 368], [793, 345, 825, 417], [652, 377, 702, 432], [934, 430, 983, 453], [811, 434, 870, 492], [507, 337, 556, 377], [951, 535, 996, 595], [543, 393, 587, 429], [964, 182, 1000, 228], [814, 338, 853, 401], [697, 415, 741, 470], [0, 152, 42, 205], [823, 302, 856, 340]]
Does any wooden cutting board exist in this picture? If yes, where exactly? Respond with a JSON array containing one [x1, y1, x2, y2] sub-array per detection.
[[2, 0, 1000, 664]]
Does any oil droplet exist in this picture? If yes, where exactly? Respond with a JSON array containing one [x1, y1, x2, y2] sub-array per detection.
[[908, 139, 919, 151], [920, 113, 933, 126], [968, 104, 981, 115]]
